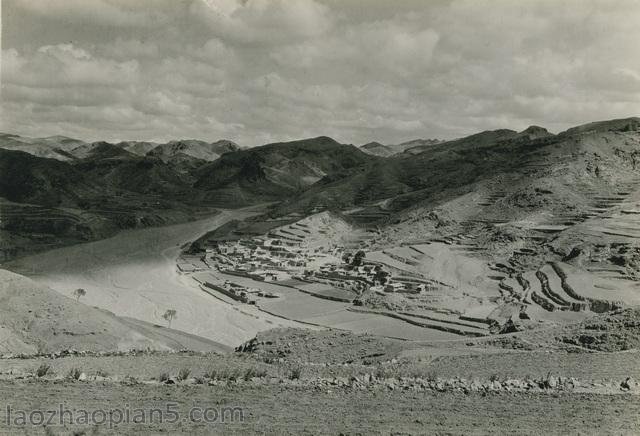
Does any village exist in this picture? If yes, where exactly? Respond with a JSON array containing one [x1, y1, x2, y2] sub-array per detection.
[[177, 214, 441, 307]]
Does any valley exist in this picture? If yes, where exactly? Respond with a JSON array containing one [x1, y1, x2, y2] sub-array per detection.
[[4, 0, 639, 432], [3, 117, 640, 346], [2, 117, 640, 434]]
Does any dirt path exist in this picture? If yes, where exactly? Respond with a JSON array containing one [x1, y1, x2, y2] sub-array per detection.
[[4, 208, 304, 347]]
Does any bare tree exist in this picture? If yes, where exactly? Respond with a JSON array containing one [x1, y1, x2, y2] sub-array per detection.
[[162, 309, 177, 328], [73, 288, 87, 302]]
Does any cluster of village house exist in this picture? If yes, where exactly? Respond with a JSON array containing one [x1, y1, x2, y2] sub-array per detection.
[[209, 237, 307, 281], [313, 262, 435, 295], [201, 279, 276, 305], [197, 235, 439, 303]]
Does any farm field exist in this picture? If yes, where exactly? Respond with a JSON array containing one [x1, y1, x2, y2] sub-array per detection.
[[199, 271, 462, 340]]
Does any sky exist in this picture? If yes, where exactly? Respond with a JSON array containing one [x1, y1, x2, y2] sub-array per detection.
[[1, 0, 639, 147]]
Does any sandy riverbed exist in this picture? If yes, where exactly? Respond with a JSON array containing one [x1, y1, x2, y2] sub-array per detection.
[[4, 208, 304, 347]]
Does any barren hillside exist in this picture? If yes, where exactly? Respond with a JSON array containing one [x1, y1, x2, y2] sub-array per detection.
[[0, 269, 228, 355]]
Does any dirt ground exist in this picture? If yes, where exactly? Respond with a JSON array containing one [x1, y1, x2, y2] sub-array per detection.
[[1, 324, 639, 435], [0, 381, 638, 435]]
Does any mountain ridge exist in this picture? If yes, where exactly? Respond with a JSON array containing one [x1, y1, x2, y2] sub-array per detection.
[[2, 116, 639, 262]]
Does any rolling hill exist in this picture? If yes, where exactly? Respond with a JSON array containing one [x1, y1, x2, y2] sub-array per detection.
[[194, 136, 379, 206], [0, 133, 240, 164], [147, 139, 239, 162]]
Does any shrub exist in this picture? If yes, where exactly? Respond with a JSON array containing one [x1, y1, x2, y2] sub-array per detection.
[[425, 370, 439, 382], [374, 365, 390, 380], [36, 363, 52, 378], [67, 368, 82, 381], [288, 365, 303, 380], [243, 368, 256, 381], [158, 372, 170, 382], [205, 368, 219, 380], [489, 373, 500, 382], [243, 367, 268, 381], [122, 375, 139, 385], [227, 369, 241, 382], [177, 368, 191, 381]]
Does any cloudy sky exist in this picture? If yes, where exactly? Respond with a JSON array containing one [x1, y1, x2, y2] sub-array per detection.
[[1, 0, 639, 146]]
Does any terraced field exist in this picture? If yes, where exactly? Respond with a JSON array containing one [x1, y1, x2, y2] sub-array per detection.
[[371, 158, 640, 329], [497, 178, 640, 319], [365, 243, 502, 331], [0, 199, 99, 260]]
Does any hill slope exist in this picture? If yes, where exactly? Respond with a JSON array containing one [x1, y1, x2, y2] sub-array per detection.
[[0, 269, 228, 354], [116, 140, 159, 156], [0, 148, 96, 206], [194, 136, 379, 206], [275, 118, 640, 223]]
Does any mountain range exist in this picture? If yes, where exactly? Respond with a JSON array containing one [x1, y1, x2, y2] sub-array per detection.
[[1, 117, 639, 262]]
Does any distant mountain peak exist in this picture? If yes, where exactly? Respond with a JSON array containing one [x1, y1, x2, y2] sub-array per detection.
[[310, 135, 340, 145], [521, 125, 548, 134], [518, 125, 553, 140], [360, 142, 394, 157], [210, 139, 240, 152], [70, 141, 133, 159]]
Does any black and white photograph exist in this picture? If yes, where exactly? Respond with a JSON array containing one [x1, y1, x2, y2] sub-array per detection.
[[1, 0, 640, 434]]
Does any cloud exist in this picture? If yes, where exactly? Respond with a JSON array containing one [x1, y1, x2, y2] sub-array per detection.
[[191, 0, 333, 45], [270, 21, 439, 84], [4, 45, 140, 88], [2, 0, 640, 146], [9, 0, 174, 27], [101, 38, 160, 59]]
